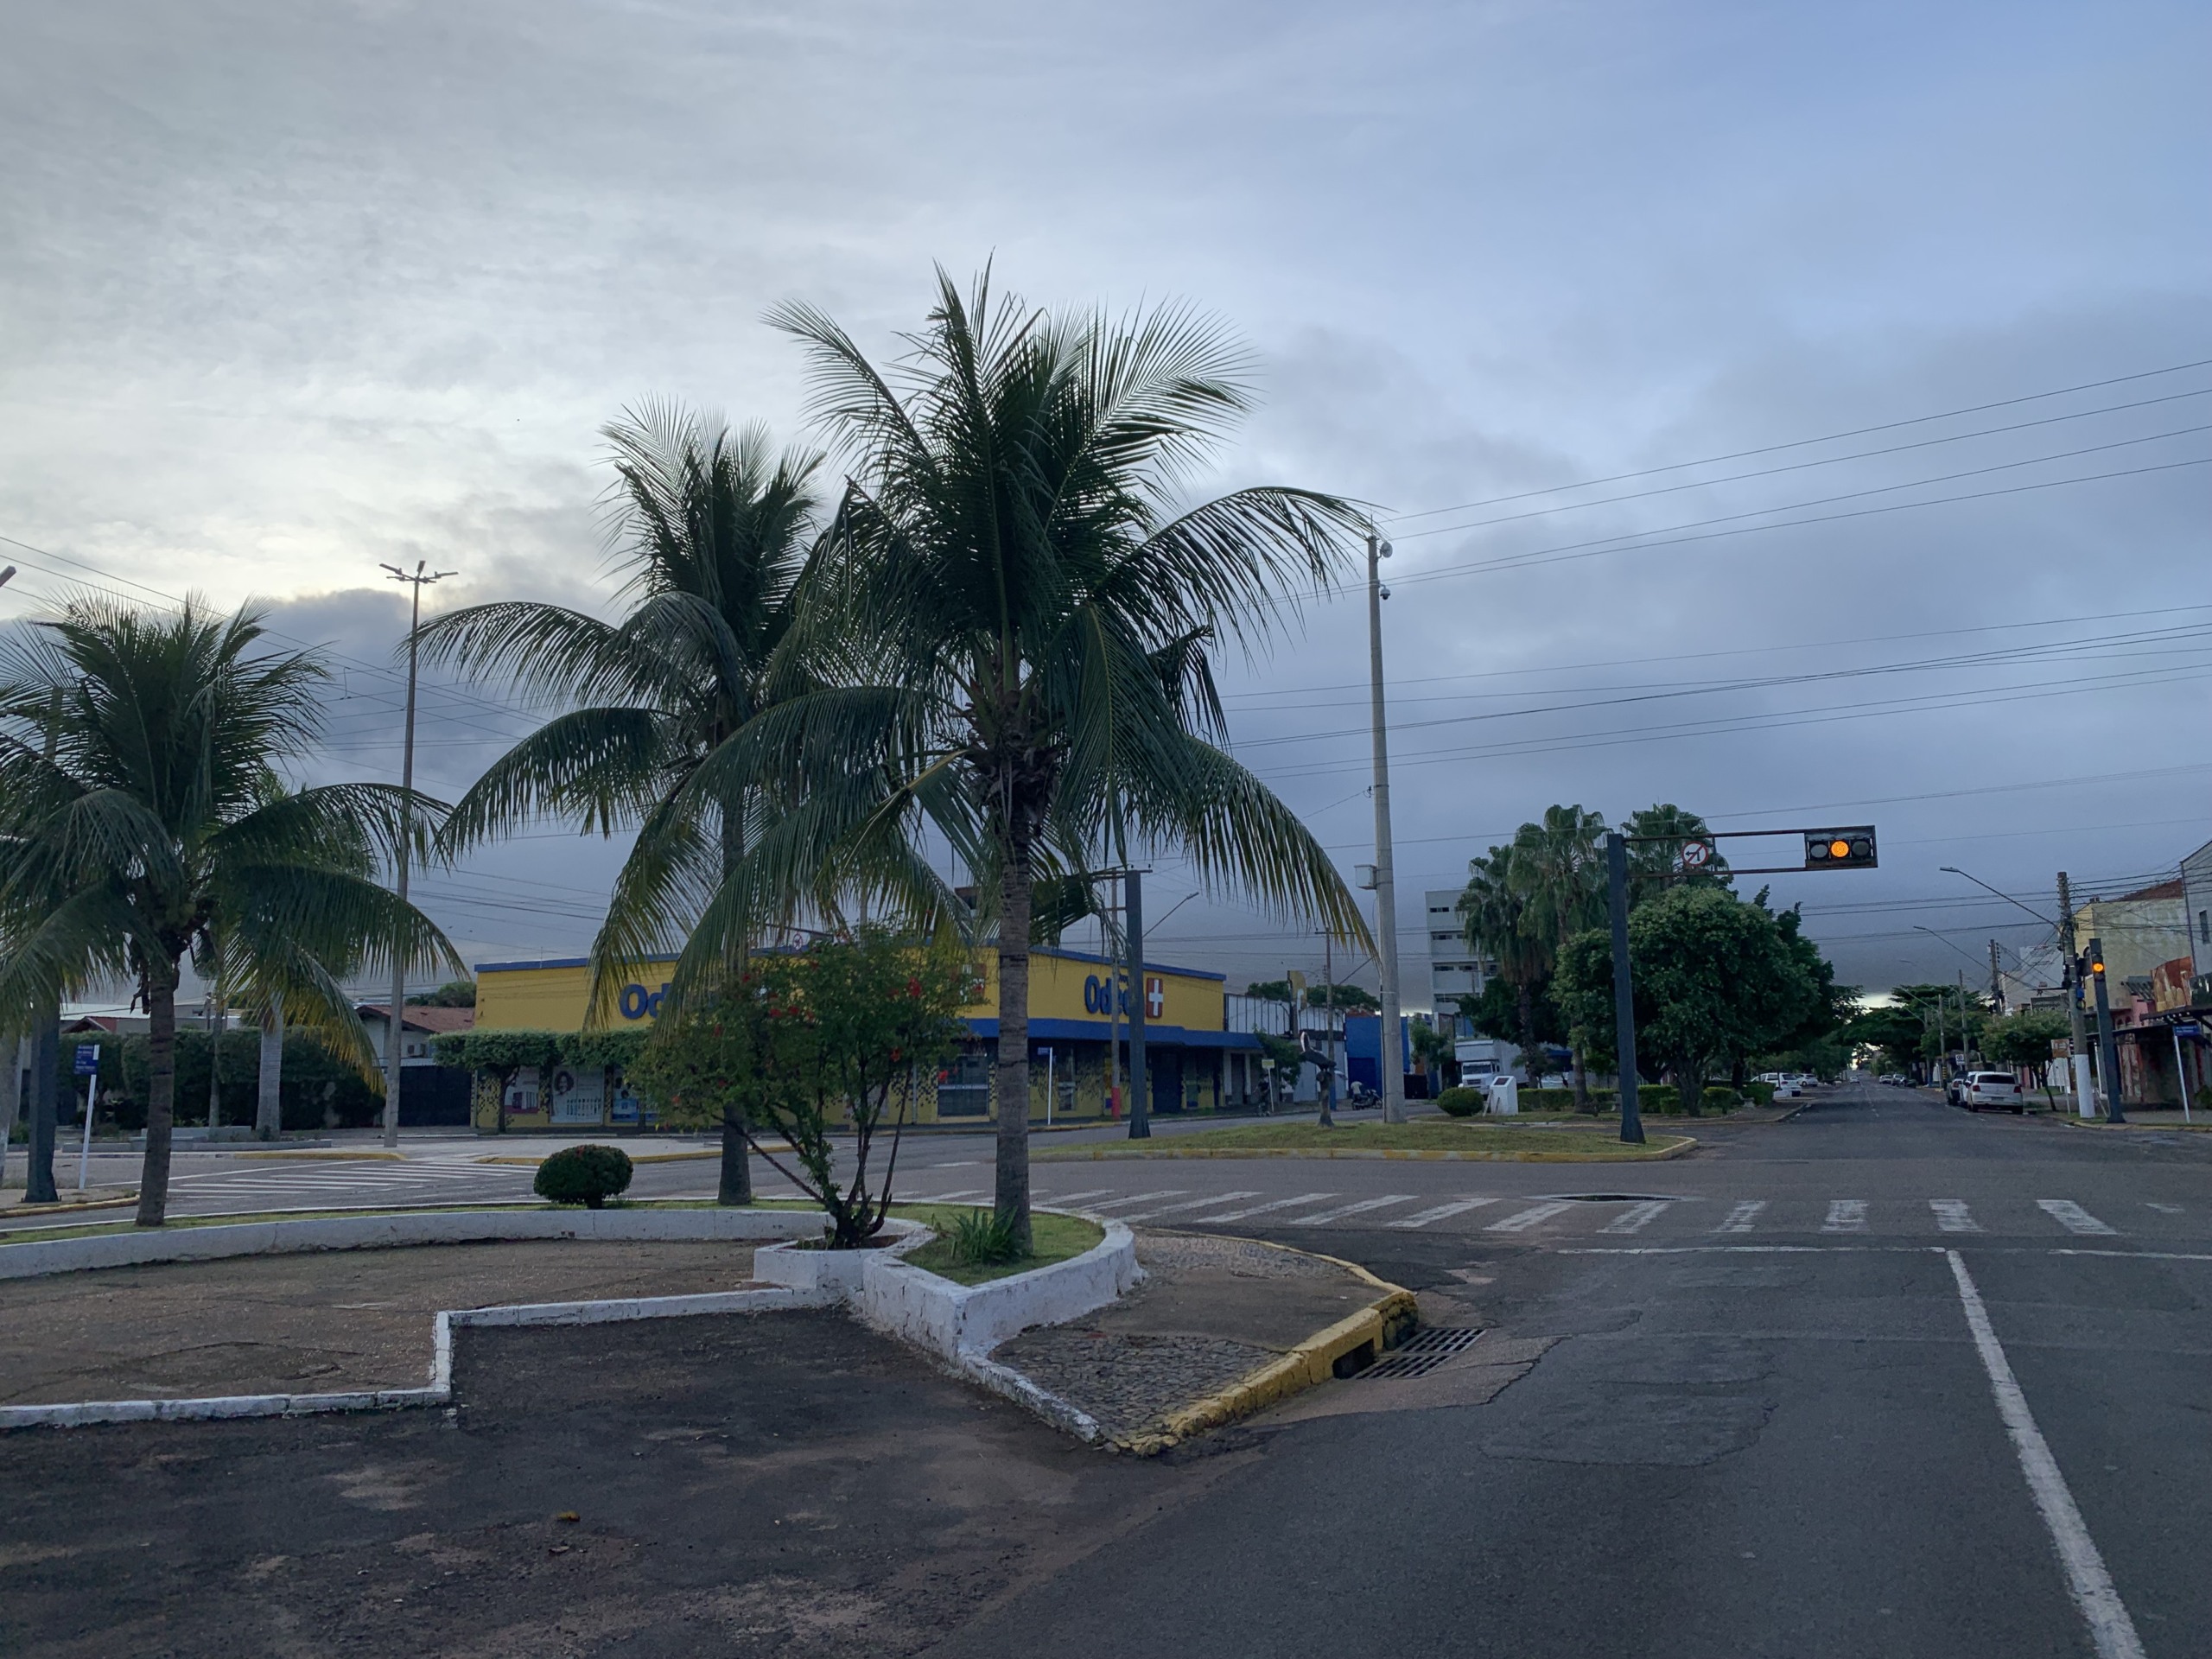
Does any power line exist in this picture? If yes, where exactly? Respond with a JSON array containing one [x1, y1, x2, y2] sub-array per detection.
[[1381, 354, 2212, 524]]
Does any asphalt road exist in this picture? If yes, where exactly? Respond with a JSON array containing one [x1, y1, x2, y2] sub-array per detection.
[[937, 1079, 2212, 1658]]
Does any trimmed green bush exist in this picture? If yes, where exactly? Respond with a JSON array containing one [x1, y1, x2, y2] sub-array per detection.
[[1636, 1084, 1680, 1114], [1742, 1081, 1775, 1106], [1435, 1086, 1485, 1117], [533, 1143, 634, 1209], [1701, 1086, 1741, 1111]]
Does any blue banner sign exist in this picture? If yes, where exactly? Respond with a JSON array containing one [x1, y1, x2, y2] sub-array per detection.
[[72, 1043, 100, 1076]]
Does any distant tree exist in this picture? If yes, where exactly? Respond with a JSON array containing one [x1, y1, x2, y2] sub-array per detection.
[[410, 979, 478, 1008], [1456, 971, 1566, 1052], [1457, 847, 1548, 1068], [1505, 804, 1608, 1107]]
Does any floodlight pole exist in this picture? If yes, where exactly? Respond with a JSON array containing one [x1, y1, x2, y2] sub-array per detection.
[[379, 560, 454, 1149]]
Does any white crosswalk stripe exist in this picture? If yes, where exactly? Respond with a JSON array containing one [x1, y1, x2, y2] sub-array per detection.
[[1039, 1189, 1116, 1207], [1388, 1198, 1499, 1230], [1281, 1194, 1416, 1225], [1823, 1199, 1867, 1234], [1182, 1192, 1336, 1223], [2037, 1199, 2116, 1236], [1601, 1199, 1671, 1235], [1488, 1200, 1573, 1233], [2145, 1202, 2183, 1215], [1716, 1200, 1766, 1234], [1118, 1192, 1261, 1222], [1084, 1190, 1187, 1211], [906, 1188, 987, 1204], [1929, 1199, 1980, 1234]]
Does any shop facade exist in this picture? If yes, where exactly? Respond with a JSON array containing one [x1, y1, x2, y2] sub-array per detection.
[[467, 945, 1256, 1133]]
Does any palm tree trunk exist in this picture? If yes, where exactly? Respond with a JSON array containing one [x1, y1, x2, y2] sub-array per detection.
[[255, 1001, 283, 1141], [1680, 1053, 1702, 1117], [137, 967, 180, 1228], [1559, 899, 1591, 1111], [995, 843, 1033, 1252], [1516, 981, 1536, 1078]]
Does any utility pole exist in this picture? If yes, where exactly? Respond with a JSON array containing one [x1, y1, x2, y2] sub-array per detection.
[[1989, 939, 2005, 1017], [1606, 833, 1643, 1144], [24, 685, 63, 1204], [1319, 929, 1336, 1128], [2057, 872, 2093, 1117], [1103, 877, 1121, 1119], [1364, 531, 1406, 1124], [1124, 868, 1148, 1139], [2088, 936, 2125, 1122], [379, 560, 454, 1149]]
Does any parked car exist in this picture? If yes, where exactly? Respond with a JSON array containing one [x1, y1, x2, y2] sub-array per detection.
[[1771, 1078, 1806, 1099], [1963, 1071, 2026, 1114], [1945, 1076, 1968, 1106]]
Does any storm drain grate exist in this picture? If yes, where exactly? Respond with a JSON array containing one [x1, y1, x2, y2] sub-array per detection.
[[1357, 1326, 1484, 1381]]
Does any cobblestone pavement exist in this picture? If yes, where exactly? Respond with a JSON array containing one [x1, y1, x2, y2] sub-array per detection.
[[991, 1230, 1376, 1444]]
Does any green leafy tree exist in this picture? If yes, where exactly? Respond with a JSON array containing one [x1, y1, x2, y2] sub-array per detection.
[[1506, 804, 1608, 1106], [696, 270, 1370, 1249], [1457, 847, 1548, 1066], [419, 404, 829, 1205], [410, 979, 477, 1007], [0, 599, 455, 1225], [1555, 887, 1826, 1113], [631, 931, 970, 1247]]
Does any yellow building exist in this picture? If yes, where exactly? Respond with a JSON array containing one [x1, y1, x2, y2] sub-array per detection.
[[470, 945, 1257, 1134]]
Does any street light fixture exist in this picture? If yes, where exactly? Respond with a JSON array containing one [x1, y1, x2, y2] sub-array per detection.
[[1937, 866, 2056, 928]]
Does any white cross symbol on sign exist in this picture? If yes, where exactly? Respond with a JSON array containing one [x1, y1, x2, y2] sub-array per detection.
[[1146, 976, 1166, 1019]]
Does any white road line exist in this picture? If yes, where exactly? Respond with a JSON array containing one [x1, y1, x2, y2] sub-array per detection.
[[1118, 1192, 1261, 1222], [1716, 1200, 1766, 1235], [1823, 1199, 1867, 1234], [1930, 1199, 1980, 1234], [1600, 1199, 1671, 1236], [1945, 1250, 2146, 1659], [2144, 1202, 2183, 1215], [1039, 1188, 1116, 1206], [1487, 1200, 1573, 1233], [1183, 1192, 1335, 1223], [1084, 1190, 1186, 1211], [2038, 1200, 2116, 1236], [906, 1188, 986, 1204], [1281, 1194, 1417, 1225], [1389, 1198, 1500, 1230]]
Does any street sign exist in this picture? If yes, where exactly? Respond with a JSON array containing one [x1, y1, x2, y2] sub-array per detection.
[[72, 1044, 99, 1077], [1679, 838, 1713, 869], [2178, 1024, 2203, 1039]]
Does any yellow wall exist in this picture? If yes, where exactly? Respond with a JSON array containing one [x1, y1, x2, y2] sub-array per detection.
[[475, 949, 1225, 1034]]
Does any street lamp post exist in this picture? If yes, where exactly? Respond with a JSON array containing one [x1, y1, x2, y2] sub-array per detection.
[[379, 560, 454, 1149], [1364, 531, 1406, 1125]]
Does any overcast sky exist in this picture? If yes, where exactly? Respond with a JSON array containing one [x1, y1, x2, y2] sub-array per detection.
[[3, 0, 2207, 1005]]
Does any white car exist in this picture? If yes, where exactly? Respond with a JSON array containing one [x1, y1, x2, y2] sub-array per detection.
[[1770, 1078, 1805, 1099], [1963, 1071, 2025, 1114]]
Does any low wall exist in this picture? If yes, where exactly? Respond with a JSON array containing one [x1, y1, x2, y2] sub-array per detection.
[[0, 1205, 827, 1283], [855, 1218, 1140, 1357]]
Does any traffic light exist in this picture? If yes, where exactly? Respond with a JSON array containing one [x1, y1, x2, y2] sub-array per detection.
[[1803, 827, 1877, 870]]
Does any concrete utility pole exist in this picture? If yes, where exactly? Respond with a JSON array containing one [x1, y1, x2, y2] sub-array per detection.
[[1364, 531, 1406, 1124], [1606, 833, 1643, 1145], [25, 686, 63, 1203], [1319, 929, 1336, 1128], [2088, 935, 2125, 1122], [379, 560, 454, 1149], [2058, 872, 2094, 1117], [1989, 939, 2005, 1017]]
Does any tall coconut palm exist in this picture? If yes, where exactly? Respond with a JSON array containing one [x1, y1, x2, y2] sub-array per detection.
[[685, 270, 1370, 1248], [0, 599, 456, 1225], [1457, 846, 1548, 1066], [1507, 804, 1609, 1106], [416, 403, 830, 1205]]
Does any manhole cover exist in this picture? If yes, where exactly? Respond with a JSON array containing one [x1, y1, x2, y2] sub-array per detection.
[[1358, 1326, 1483, 1381]]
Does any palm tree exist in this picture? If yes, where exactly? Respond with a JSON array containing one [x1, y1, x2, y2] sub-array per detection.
[[1620, 803, 1731, 908], [416, 403, 830, 1205], [690, 270, 1370, 1248], [0, 599, 455, 1226], [1457, 847, 1547, 1068], [1507, 804, 1608, 1107]]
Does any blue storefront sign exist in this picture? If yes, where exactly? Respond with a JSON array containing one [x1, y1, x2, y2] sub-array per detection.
[[618, 982, 671, 1020], [73, 1043, 100, 1077]]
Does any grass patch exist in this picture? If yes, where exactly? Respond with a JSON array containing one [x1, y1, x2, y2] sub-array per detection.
[[1036, 1119, 1690, 1160], [892, 1205, 1105, 1286]]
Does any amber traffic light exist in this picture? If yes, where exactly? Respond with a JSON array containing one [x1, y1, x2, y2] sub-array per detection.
[[1803, 827, 1877, 869]]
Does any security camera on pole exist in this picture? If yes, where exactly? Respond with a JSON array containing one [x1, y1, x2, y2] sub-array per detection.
[[1364, 531, 1406, 1125]]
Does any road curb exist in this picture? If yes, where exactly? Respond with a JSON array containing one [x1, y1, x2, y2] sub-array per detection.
[[1114, 1240, 1418, 1456], [1, 1191, 139, 1220], [2056, 1116, 2212, 1133], [1035, 1137, 1696, 1165]]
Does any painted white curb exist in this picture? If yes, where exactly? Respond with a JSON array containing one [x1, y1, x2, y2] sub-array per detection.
[[855, 1217, 1140, 1360], [0, 1205, 830, 1282]]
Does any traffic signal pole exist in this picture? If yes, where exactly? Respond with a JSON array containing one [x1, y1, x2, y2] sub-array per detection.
[[1607, 833, 1643, 1145], [2057, 872, 2094, 1117], [2088, 936, 2124, 1123]]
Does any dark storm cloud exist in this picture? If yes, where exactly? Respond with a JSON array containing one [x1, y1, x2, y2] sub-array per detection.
[[3, 0, 2206, 993]]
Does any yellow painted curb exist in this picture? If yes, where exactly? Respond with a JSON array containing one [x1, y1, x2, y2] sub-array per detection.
[[0, 1191, 140, 1220], [1038, 1135, 1696, 1165], [1116, 1239, 1418, 1456]]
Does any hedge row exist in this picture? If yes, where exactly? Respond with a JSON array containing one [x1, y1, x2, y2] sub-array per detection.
[[1435, 1081, 1769, 1117], [429, 1028, 651, 1075], [21, 1030, 383, 1133]]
